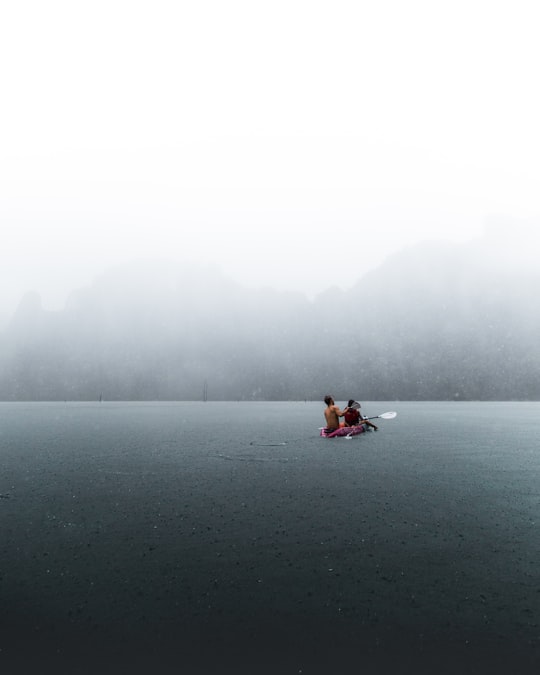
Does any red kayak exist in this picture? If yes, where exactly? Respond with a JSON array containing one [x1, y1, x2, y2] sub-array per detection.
[[320, 424, 368, 438]]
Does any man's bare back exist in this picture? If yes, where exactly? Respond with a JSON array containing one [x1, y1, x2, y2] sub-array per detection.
[[324, 395, 344, 430]]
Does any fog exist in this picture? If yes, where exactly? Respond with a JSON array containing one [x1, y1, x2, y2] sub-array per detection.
[[1, 2, 540, 399], [2, 222, 539, 401], [3, 2, 540, 308]]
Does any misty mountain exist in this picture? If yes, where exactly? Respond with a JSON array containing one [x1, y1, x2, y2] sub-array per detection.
[[1, 239, 539, 401]]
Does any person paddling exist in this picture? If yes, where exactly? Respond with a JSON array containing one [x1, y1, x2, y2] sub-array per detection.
[[343, 399, 378, 431]]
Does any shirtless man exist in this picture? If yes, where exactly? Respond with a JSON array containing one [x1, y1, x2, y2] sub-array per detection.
[[323, 395, 345, 431]]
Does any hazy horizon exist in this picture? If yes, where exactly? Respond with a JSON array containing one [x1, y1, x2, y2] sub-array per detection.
[[2, 218, 540, 318], [2, 230, 476, 312]]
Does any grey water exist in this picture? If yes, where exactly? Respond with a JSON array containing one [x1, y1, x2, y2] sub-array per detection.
[[1, 401, 539, 674], [1, 400, 539, 494]]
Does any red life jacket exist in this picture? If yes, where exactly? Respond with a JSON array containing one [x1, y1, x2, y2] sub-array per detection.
[[344, 408, 361, 425]]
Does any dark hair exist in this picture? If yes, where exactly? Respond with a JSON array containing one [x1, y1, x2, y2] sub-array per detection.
[[324, 395, 333, 405], [347, 399, 355, 407]]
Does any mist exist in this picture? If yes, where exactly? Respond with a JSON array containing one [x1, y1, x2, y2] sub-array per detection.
[[2, 220, 539, 402], [2, 2, 540, 400], [3, 3, 540, 312]]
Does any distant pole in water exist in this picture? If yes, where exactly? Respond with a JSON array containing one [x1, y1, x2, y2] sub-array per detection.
[[99, 393, 103, 403], [203, 380, 208, 402]]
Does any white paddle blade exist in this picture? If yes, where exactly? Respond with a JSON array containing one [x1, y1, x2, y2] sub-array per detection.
[[379, 411, 397, 419]]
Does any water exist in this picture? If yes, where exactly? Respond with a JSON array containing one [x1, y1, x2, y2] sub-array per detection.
[[1, 401, 539, 674]]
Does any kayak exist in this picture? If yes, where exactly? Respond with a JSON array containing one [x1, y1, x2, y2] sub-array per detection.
[[320, 423, 368, 438], [320, 412, 396, 438]]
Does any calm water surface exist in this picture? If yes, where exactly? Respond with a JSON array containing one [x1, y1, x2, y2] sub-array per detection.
[[1, 400, 539, 562], [1, 401, 539, 674], [1, 399, 539, 477]]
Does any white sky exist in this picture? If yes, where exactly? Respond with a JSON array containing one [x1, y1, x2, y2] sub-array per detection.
[[1, 0, 539, 313]]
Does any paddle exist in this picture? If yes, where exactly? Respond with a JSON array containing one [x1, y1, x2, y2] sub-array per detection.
[[318, 411, 397, 430], [364, 411, 397, 420]]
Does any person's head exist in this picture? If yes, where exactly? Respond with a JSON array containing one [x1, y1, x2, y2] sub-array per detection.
[[324, 395, 334, 406], [347, 399, 355, 407]]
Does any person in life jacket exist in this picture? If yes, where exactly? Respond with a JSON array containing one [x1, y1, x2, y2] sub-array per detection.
[[343, 400, 378, 430]]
